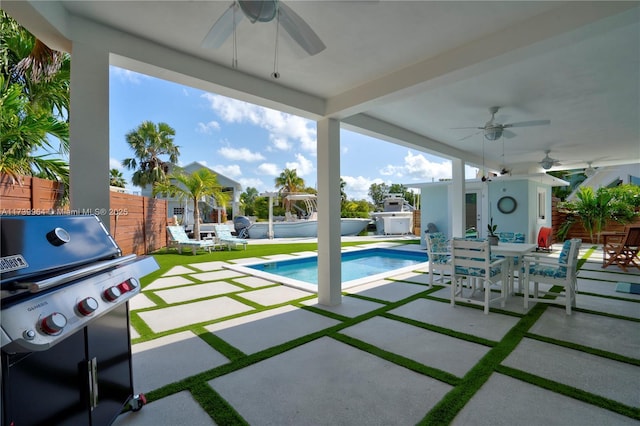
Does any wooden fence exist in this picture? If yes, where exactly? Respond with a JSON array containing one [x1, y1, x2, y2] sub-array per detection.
[[0, 175, 167, 255]]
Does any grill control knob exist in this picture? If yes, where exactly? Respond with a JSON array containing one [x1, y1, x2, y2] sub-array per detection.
[[103, 286, 122, 302], [41, 312, 67, 335], [117, 281, 132, 293], [46, 227, 71, 246], [128, 278, 140, 290], [77, 297, 99, 316]]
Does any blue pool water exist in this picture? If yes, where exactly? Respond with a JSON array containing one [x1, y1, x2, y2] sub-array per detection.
[[247, 248, 426, 285]]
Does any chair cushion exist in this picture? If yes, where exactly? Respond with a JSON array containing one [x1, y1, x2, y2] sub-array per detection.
[[499, 232, 515, 243], [427, 233, 449, 263], [455, 264, 502, 277], [558, 239, 573, 265], [514, 233, 525, 243], [525, 264, 567, 278]]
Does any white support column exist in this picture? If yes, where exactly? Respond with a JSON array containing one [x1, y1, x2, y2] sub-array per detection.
[[451, 158, 466, 238], [69, 42, 111, 229], [316, 118, 342, 306]]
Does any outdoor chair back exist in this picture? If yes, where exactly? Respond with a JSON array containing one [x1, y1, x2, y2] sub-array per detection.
[[426, 232, 451, 286], [450, 238, 507, 314], [602, 226, 640, 272], [522, 238, 582, 314]]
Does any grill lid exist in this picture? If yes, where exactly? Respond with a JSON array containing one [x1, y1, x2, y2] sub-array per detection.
[[0, 215, 121, 286]]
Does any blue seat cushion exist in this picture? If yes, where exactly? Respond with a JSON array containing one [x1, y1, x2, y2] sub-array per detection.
[[525, 264, 567, 278], [455, 264, 503, 277]]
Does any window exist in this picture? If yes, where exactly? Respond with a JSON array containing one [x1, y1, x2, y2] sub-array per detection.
[[173, 207, 184, 215]]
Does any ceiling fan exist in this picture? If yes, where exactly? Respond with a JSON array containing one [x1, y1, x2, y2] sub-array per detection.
[[456, 106, 551, 141], [202, 0, 326, 56], [539, 150, 561, 170]]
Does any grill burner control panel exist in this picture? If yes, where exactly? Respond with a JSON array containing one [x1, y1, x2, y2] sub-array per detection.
[[1, 267, 142, 353]]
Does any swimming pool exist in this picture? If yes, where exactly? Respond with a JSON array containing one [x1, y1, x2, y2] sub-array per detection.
[[226, 247, 428, 293]]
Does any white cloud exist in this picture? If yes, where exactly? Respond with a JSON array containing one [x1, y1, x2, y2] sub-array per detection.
[[109, 158, 122, 169], [285, 153, 314, 177], [111, 67, 146, 84], [239, 178, 265, 190], [201, 93, 316, 153], [257, 163, 280, 176], [341, 175, 384, 200], [212, 164, 242, 178], [196, 120, 221, 134], [379, 152, 452, 181], [218, 147, 265, 162]]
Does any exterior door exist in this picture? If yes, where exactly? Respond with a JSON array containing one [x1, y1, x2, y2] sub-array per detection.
[[466, 191, 482, 237]]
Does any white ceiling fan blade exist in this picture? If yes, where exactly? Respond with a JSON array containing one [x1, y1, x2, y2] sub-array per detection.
[[202, 3, 244, 49], [278, 2, 326, 56], [504, 119, 551, 128], [457, 130, 482, 142], [502, 129, 517, 139]]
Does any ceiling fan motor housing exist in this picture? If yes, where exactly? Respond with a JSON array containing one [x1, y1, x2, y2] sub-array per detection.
[[484, 126, 503, 141]]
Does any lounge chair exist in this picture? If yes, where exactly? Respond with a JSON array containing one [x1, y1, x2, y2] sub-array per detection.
[[602, 226, 640, 272], [166, 226, 217, 255], [213, 224, 248, 250]]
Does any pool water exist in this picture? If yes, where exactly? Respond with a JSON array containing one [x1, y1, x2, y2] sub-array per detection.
[[247, 248, 426, 285]]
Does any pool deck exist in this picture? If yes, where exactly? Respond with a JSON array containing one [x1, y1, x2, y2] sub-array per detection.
[[113, 239, 640, 425]]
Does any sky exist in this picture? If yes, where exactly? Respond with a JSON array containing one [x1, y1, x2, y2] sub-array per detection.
[[109, 66, 477, 201]]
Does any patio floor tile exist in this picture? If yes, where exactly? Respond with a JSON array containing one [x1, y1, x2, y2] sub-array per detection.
[[340, 316, 491, 378], [162, 265, 198, 276], [578, 278, 640, 300], [301, 295, 385, 317], [578, 269, 640, 284], [389, 298, 519, 342], [190, 270, 246, 282], [528, 309, 640, 359], [154, 281, 244, 304], [452, 373, 639, 426], [576, 293, 640, 318], [346, 280, 427, 302], [238, 286, 313, 306], [227, 257, 267, 264], [144, 275, 195, 291], [137, 297, 254, 333], [132, 331, 229, 393], [231, 275, 277, 288], [208, 337, 451, 425], [503, 337, 640, 407], [113, 391, 216, 426], [388, 271, 430, 285], [129, 293, 156, 310], [205, 305, 340, 354], [187, 261, 230, 271]]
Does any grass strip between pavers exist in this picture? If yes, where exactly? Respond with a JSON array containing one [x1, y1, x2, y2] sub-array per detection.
[[418, 303, 549, 425], [190, 382, 249, 426], [331, 332, 462, 386], [524, 332, 640, 366], [495, 365, 640, 420]]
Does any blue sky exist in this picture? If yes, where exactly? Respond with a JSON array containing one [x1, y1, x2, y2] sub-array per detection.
[[109, 66, 471, 200]]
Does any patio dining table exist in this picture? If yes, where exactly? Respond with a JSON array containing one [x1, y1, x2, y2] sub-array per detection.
[[492, 242, 537, 294]]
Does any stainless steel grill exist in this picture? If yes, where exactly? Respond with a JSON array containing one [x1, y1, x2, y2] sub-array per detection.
[[1, 214, 159, 425]]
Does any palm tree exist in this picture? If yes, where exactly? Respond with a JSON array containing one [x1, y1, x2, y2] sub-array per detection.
[[109, 169, 126, 188], [275, 168, 305, 212], [0, 12, 70, 184], [153, 168, 229, 240], [122, 121, 179, 188]]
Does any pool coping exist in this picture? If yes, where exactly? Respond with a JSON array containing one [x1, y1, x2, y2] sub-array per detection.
[[224, 246, 429, 293]]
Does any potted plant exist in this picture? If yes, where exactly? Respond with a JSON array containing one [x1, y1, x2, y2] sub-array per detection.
[[487, 217, 499, 246]]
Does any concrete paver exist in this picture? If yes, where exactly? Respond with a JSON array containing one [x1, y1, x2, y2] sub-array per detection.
[[132, 331, 229, 393], [340, 316, 491, 378], [113, 391, 216, 426], [205, 305, 340, 354], [452, 373, 640, 426], [208, 337, 452, 426], [389, 298, 520, 342], [137, 297, 254, 333], [503, 338, 640, 407]]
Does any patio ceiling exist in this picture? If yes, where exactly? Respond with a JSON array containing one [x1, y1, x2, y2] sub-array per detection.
[[5, 1, 639, 174]]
